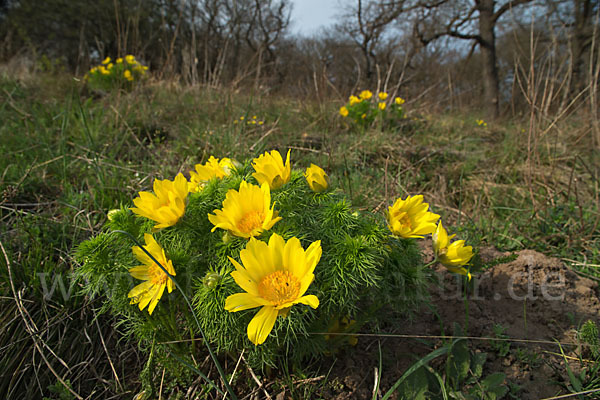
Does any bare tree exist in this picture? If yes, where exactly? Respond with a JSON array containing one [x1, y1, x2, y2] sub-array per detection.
[[338, 0, 413, 83], [414, 0, 534, 118]]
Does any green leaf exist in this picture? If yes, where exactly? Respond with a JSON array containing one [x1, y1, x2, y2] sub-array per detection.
[[382, 344, 451, 400], [446, 339, 471, 387], [471, 352, 487, 379], [481, 372, 506, 389], [394, 367, 430, 400]]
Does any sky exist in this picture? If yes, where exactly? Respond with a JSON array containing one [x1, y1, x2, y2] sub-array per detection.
[[289, 0, 339, 36]]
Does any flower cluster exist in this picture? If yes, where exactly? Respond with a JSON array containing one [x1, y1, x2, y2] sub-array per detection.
[[476, 119, 488, 127], [233, 115, 265, 126], [84, 55, 148, 91], [339, 90, 405, 127], [127, 150, 329, 344], [386, 194, 473, 277], [76, 148, 468, 371]]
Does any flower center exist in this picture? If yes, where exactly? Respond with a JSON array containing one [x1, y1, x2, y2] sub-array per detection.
[[258, 271, 301, 306], [397, 211, 412, 229], [237, 210, 265, 234], [148, 263, 168, 286]]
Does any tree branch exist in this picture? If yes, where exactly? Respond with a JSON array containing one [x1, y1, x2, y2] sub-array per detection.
[[492, 0, 533, 23]]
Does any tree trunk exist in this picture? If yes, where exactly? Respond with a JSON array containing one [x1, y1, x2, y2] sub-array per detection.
[[478, 0, 500, 119], [571, 0, 594, 95]]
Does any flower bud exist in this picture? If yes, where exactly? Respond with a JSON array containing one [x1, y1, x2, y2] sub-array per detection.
[[202, 272, 222, 289], [304, 164, 329, 193]]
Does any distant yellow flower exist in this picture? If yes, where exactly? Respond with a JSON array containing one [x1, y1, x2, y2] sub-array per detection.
[[433, 222, 473, 278], [339, 106, 349, 117], [349, 95, 361, 105], [90, 67, 98, 73], [476, 119, 488, 127], [395, 97, 405, 105], [116, 58, 123, 64], [189, 156, 235, 192], [107, 63, 114, 70], [378, 102, 386, 110], [378, 92, 388, 100], [305, 164, 329, 192], [386, 194, 440, 238], [361, 113, 366, 119], [325, 316, 358, 346], [101, 57, 111, 65], [131, 173, 189, 229], [359, 90, 373, 100], [125, 55, 135, 64], [100, 66, 109, 75], [128, 233, 175, 315], [208, 181, 281, 238], [225, 233, 321, 345], [252, 149, 291, 190], [124, 70, 133, 81]]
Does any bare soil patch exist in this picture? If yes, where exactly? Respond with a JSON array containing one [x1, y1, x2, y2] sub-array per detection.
[[322, 247, 600, 399]]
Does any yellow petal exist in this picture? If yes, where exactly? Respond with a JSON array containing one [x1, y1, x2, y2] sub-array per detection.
[[128, 280, 153, 299], [298, 273, 315, 296], [231, 270, 259, 296], [147, 284, 166, 315], [225, 293, 270, 312], [247, 306, 278, 345], [303, 240, 322, 276], [283, 236, 303, 275], [279, 294, 319, 310], [129, 265, 149, 280]]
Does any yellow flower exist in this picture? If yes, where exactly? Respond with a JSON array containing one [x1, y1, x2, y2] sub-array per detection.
[[101, 56, 111, 65], [131, 173, 189, 229], [99, 66, 109, 75], [304, 164, 329, 192], [189, 156, 235, 192], [386, 194, 440, 238], [339, 106, 349, 117], [433, 222, 473, 278], [124, 70, 133, 81], [359, 90, 373, 100], [349, 95, 361, 105], [361, 113, 366, 119], [128, 233, 175, 315], [125, 55, 135, 64], [395, 97, 405, 105], [208, 181, 281, 238], [252, 149, 291, 190], [116, 58, 123, 64], [225, 233, 321, 345], [378, 102, 386, 110], [325, 316, 358, 346], [107, 63, 113, 70], [90, 67, 97, 73], [378, 92, 388, 100]]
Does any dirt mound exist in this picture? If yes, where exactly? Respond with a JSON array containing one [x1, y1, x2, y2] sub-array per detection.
[[327, 248, 600, 399]]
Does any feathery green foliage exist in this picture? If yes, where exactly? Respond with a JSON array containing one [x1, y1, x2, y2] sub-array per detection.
[[74, 153, 426, 387]]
